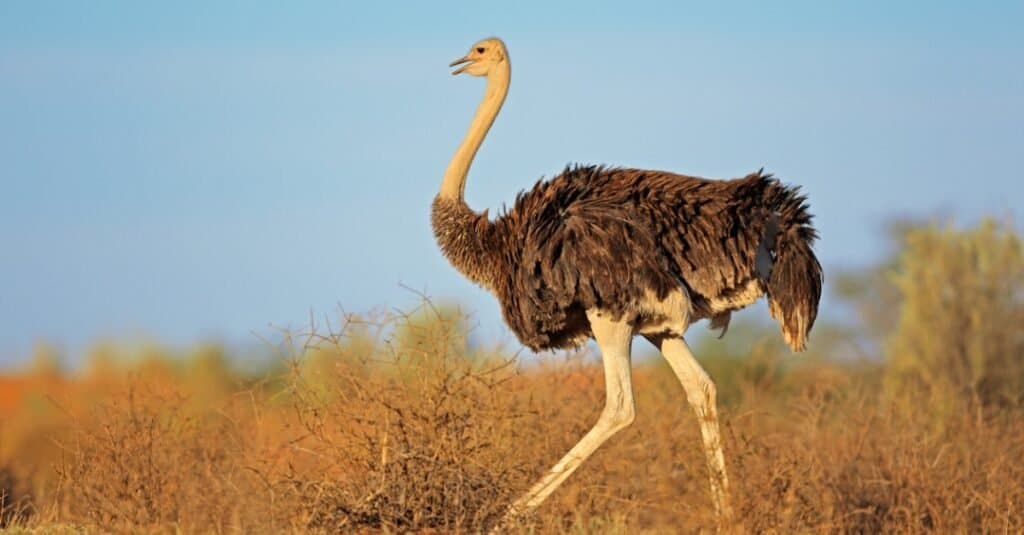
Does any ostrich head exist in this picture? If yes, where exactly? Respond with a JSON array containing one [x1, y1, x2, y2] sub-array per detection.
[[450, 37, 508, 76]]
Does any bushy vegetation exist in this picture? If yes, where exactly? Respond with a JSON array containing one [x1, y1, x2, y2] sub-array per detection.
[[1, 219, 1022, 533], [885, 220, 1024, 412]]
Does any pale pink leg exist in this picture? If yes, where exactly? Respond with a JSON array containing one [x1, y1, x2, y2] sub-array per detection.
[[646, 334, 734, 524], [504, 310, 635, 519]]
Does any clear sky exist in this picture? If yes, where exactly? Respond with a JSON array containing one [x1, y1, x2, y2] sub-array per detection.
[[1, 1, 1022, 366]]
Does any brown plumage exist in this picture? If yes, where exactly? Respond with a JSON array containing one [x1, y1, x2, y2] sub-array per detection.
[[433, 37, 822, 524], [433, 165, 822, 352]]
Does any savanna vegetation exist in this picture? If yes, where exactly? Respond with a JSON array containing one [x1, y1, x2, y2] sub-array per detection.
[[1, 218, 1022, 533]]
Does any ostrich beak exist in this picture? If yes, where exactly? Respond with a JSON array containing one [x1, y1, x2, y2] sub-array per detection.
[[450, 56, 472, 75]]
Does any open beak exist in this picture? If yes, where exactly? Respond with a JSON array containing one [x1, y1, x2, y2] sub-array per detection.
[[449, 56, 472, 75]]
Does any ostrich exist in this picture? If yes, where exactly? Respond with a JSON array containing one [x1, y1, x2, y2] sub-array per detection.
[[432, 37, 822, 525]]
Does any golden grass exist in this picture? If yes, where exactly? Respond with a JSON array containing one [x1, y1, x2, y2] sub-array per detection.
[[1, 303, 1022, 535]]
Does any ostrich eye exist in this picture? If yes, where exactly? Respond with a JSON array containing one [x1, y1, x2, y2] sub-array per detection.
[[476, 47, 485, 53]]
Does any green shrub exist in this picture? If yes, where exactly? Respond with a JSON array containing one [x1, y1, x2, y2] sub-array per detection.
[[884, 219, 1024, 412]]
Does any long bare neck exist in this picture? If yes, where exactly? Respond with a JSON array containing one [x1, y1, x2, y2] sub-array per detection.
[[432, 61, 511, 292], [438, 63, 510, 201]]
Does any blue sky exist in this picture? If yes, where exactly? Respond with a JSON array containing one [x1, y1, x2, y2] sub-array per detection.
[[1, 1, 1022, 366]]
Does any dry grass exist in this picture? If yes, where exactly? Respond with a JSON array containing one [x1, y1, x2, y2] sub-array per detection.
[[52, 382, 253, 532], [0, 307, 1021, 534]]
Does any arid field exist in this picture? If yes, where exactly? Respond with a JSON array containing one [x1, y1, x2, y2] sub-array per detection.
[[1, 220, 1022, 534]]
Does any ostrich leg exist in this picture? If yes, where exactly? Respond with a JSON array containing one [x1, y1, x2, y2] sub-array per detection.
[[646, 334, 734, 524], [504, 311, 636, 519]]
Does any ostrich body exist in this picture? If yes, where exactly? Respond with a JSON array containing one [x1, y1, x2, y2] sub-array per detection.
[[432, 38, 822, 524]]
